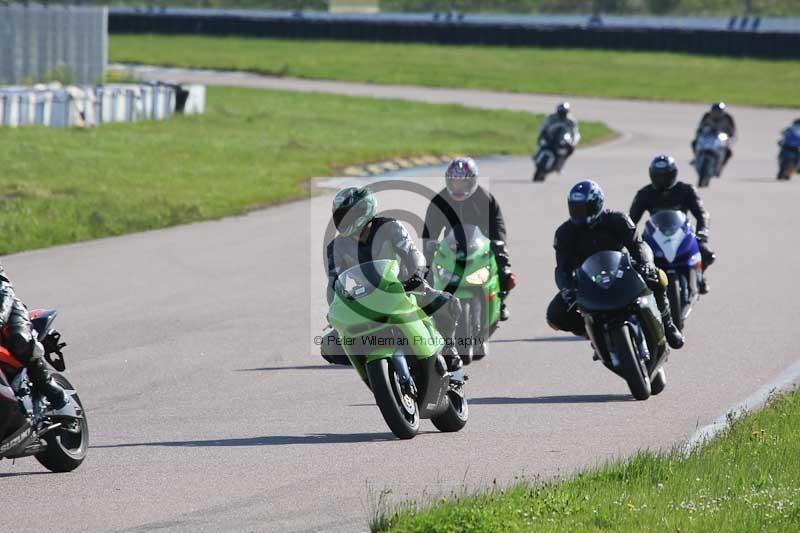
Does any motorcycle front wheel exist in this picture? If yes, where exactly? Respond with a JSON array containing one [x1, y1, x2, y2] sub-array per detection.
[[609, 326, 651, 401], [697, 158, 713, 188], [367, 359, 419, 439], [431, 387, 468, 433], [667, 276, 685, 332], [35, 374, 89, 472]]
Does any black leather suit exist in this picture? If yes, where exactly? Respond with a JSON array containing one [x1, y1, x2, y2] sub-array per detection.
[[326, 217, 461, 347], [629, 182, 715, 270], [422, 186, 512, 292], [0, 264, 60, 403], [546, 211, 673, 336]]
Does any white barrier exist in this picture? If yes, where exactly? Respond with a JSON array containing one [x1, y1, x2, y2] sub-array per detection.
[[0, 83, 199, 128]]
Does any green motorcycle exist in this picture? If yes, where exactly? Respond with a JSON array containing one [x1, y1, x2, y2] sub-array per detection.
[[430, 225, 501, 365], [327, 259, 468, 440]]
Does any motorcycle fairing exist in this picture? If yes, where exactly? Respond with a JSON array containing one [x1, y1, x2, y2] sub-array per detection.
[[644, 211, 701, 268], [30, 308, 57, 341], [576, 251, 647, 312]]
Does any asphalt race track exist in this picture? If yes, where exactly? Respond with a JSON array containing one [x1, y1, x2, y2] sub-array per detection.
[[2, 68, 798, 531]]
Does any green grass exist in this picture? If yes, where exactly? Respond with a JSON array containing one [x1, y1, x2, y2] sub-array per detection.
[[375, 390, 800, 532], [0, 86, 609, 254], [110, 35, 800, 108]]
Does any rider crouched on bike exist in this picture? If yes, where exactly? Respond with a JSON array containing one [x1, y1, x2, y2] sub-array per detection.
[[0, 264, 71, 414], [322, 186, 463, 371], [546, 180, 685, 350], [630, 155, 715, 294], [692, 102, 736, 167], [422, 157, 516, 321], [538, 102, 581, 169]]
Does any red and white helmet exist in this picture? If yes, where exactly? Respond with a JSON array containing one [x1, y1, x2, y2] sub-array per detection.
[[445, 157, 479, 201]]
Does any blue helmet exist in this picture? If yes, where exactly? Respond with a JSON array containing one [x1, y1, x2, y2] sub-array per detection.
[[568, 180, 604, 226]]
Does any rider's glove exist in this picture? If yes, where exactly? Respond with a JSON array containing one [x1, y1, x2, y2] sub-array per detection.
[[696, 231, 709, 243], [502, 272, 517, 292], [402, 272, 426, 292]]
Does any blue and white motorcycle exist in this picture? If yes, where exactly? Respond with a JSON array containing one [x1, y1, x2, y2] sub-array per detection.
[[643, 210, 703, 332], [778, 127, 800, 181]]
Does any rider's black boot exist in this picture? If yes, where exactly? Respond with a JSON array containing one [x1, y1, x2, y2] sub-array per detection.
[[442, 345, 462, 372], [27, 354, 68, 409], [661, 311, 685, 349]]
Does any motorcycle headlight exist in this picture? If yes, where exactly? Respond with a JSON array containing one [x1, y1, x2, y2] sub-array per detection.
[[465, 266, 491, 285]]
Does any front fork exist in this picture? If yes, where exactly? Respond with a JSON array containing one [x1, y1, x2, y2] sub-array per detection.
[[391, 351, 417, 399]]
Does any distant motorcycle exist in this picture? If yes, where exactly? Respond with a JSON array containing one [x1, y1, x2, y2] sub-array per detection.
[[643, 211, 703, 332], [430, 225, 501, 365], [778, 128, 800, 181], [694, 126, 730, 187], [0, 309, 88, 472], [574, 251, 669, 400], [533, 125, 574, 182]]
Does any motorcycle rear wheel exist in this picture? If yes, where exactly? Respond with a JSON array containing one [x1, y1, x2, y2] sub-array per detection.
[[609, 326, 651, 401], [35, 374, 89, 472], [533, 167, 546, 182], [367, 359, 419, 439], [431, 388, 469, 433]]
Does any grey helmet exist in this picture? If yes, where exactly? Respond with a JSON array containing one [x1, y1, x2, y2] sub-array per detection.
[[332, 186, 377, 237]]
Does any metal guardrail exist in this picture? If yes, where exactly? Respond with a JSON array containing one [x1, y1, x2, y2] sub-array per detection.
[[108, 8, 800, 59], [0, 3, 108, 85]]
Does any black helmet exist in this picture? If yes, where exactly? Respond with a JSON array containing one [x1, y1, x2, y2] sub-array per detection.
[[793, 118, 800, 127], [711, 102, 726, 118], [567, 180, 604, 226], [556, 102, 570, 119], [649, 154, 678, 190], [331, 186, 377, 237], [445, 157, 479, 201]]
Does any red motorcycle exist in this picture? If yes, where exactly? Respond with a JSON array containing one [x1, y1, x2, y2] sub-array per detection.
[[0, 309, 88, 472]]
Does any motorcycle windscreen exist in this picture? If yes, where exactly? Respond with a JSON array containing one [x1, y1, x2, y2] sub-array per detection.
[[336, 259, 401, 300], [443, 224, 488, 258], [576, 251, 647, 312], [646, 211, 689, 264]]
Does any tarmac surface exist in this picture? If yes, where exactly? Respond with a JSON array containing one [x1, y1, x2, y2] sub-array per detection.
[[2, 67, 798, 531]]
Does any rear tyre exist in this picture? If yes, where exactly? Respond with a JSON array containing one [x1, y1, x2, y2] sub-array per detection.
[[609, 326, 651, 401], [431, 388, 469, 433], [533, 167, 546, 182], [651, 368, 667, 396], [35, 374, 89, 472], [366, 359, 419, 439]]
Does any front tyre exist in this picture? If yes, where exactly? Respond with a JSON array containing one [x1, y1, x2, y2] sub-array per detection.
[[366, 359, 419, 439], [609, 326, 651, 401], [457, 301, 473, 366], [698, 157, 713, 188], [35, 374, 89, 472], [533, 166, 546, 182], [667, 276, 684, 332], [651, 368, 667, 396], [431, 387, 469, 433]]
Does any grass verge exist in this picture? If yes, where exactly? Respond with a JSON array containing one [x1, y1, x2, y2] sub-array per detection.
[[374, 389, 800, 531], [0, 86, 609, 255], [110, 35, 800, 108]]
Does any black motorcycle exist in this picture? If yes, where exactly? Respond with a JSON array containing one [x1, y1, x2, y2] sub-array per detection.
[[532, 124, 574, 182], [575, 251, 669, 400], [0, 309, 88, 472]]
